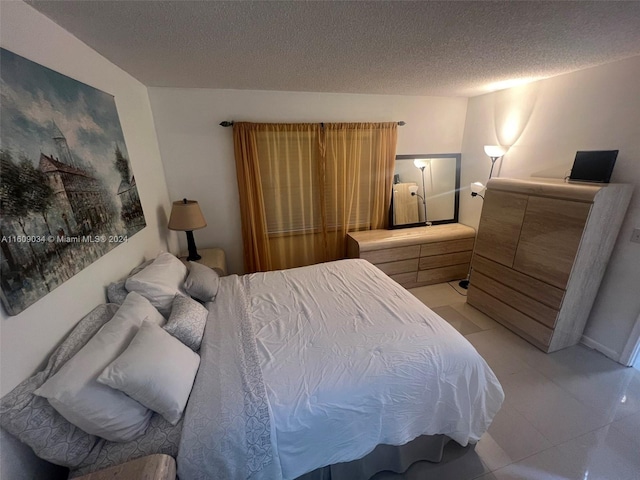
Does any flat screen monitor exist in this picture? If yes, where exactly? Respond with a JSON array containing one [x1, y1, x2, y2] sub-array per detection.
[[569, 150, 618, 183]]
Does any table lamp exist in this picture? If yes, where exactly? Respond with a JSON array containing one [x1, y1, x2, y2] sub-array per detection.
[[168, 199, 207, 261]]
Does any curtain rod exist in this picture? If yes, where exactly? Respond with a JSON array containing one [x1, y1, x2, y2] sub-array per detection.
[[219, 121, 406, 127]]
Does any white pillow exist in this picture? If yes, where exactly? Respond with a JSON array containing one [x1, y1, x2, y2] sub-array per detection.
[[105, 259, 155, 305], [125, 252, 188, 317], [33, 292, 164, 442], [164, 294, 209, 351], [98, 321, 201, 425]]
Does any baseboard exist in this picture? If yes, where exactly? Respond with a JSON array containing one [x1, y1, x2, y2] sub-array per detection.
[[580, 335, 621, 363], [619, 312, 640, 367]]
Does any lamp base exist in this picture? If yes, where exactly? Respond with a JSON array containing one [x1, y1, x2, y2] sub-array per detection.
[[185, 230, 201, 261], [458, 279, 469, 289]]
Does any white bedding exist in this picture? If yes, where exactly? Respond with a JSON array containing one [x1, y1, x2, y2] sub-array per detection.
[[245, 259, 504, 479]]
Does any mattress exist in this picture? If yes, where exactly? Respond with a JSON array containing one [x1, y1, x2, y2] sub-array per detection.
[[245, 259, 504, 479]]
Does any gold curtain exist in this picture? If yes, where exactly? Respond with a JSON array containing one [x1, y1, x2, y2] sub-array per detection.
[[233, 121, 397, 273], [321, 123, 398, 260]]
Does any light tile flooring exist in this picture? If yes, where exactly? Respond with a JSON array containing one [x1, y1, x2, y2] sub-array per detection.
[[376, 282, 640, 480]]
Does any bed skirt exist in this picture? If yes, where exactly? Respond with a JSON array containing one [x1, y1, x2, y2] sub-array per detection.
[[295, 435, 455, 480]]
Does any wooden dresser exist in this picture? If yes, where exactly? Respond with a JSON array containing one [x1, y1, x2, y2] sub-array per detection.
[[347, 224, 476, 288], [467, 178, 632, 353]]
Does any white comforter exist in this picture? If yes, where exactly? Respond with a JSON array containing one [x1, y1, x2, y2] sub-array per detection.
[[245, 259, 504, 479]]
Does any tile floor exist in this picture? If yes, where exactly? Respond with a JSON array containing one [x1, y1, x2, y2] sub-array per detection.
[[377, 282, 640, 480]]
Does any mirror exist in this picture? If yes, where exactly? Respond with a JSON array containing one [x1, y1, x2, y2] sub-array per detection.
[[389, 153, 461, 228]]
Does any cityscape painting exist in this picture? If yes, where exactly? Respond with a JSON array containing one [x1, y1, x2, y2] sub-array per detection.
[[0, 48, 146, 316]]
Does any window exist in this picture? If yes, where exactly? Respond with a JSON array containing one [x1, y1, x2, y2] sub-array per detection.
[[233, 122, 397, 272]]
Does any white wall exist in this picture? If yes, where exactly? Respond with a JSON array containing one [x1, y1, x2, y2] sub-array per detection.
[[0, 2, 178, 395], [460, 56, 640, 361], [148, 88, 468, 274]]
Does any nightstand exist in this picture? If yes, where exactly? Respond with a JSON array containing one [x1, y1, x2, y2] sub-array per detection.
[[74, 454, 175, 480], [181, 247, 227, 276]]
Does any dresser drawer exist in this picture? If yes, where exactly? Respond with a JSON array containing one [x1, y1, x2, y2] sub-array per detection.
[[361, 245, 420, 264], [416, 264, 469, 285], [420, 238, 474, 257], [376, 258, 419, 276], [468, 287, 553, 349], [513, 196, 591, 289], [472, 255, 565, 310], [389, 271, 418, 287], [419, 251, 472, 270], [471, 271, 559, 328], [473, 190, 528, 267]]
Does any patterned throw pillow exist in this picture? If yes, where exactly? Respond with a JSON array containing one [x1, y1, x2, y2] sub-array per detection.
[[163, 294, 208, 351], [106, 280, 128, 305]]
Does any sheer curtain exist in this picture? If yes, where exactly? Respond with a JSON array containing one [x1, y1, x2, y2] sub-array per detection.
[[321, 123, 398, 262], [233, 122, 397, 273]]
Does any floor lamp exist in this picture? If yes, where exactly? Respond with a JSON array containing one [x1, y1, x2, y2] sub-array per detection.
[[412, 159, 430, 224], [459, 146, 508, 288], [459, 182, 486, 289]]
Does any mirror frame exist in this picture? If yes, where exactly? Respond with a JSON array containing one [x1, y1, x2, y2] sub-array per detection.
[[388, 153, 461, 229]]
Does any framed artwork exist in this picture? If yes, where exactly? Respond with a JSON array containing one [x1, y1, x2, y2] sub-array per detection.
[[0, 48, 146, 315]]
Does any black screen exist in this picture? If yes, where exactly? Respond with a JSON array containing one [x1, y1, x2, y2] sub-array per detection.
[[569, 150, 618, 183]]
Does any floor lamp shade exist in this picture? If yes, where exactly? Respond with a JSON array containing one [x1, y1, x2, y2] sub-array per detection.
[[483, 145, 508, 158], [168, 199, 207, 260], [470, 182, 486, 195], [483, 145, 509, 179]]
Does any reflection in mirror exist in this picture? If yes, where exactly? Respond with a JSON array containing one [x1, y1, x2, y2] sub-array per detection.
[[390, 154, 461, 228]]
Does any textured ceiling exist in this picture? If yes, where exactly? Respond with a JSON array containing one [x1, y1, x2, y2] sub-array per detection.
[[27, 1, 640, 97]]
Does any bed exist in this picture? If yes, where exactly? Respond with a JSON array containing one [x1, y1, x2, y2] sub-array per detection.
[[1, 257, 503, 480]]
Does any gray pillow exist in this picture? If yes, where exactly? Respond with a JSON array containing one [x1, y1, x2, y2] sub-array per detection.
[[184, 261, 220, 302], [0, 304, 118, 467], [106, 280, 128, 304], [163, 294, 208, 351]]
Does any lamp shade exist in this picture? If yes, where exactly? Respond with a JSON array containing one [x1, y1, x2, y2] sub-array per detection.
[[470, 182, 486, 194], [484, 145, 508, 158], [168, 199, 207, 231], [413, 159, 430, 169]]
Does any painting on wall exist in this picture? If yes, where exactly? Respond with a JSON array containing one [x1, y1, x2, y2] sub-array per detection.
[[0, 48, 146, 316]]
